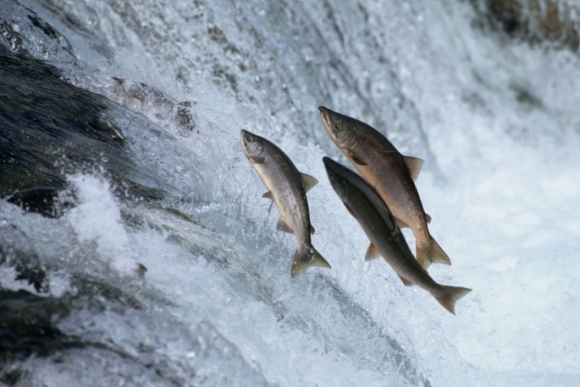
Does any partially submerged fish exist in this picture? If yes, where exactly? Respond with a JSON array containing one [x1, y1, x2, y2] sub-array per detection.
[[323, 157, 470, 314], [240, 129, 331, 276], [319, 106, 450, 270]]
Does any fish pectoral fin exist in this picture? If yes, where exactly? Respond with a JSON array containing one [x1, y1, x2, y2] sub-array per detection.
[[262, 191, 273, 200], [398, 275, 414, 286], [276, 218, 294, 234], [348, 150, 367, 166], [425, 213, 432, 224], [301, 173, 319, 192], [249, 156, 265, 164], [364, 243, 380, 261], [403, 155, 424, 181], [385, 213, 399, 233]]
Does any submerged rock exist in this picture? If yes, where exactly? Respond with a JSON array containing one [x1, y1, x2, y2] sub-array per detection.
[[0, 0, 77, 64], [0, 46, 169, 212], [0, 290, 72, 363], [472, 0, 580, 51]]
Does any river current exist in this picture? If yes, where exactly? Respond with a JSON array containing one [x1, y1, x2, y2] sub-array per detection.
[[1, 1, 580, 386]]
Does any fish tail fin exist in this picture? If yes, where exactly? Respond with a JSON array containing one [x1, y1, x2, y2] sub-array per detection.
[[435, 285, 472, 315], [416, 235, 452, 270], [291, 246, 331, 277]]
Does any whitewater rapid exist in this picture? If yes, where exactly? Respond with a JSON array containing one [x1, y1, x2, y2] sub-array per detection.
[[2, 0, 580, 386]]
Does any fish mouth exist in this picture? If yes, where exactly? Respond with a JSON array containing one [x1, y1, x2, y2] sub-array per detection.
[[318, 106, 356, 149], [322, 157, 344, 192], [318, 106, 335, 139], [240, 129, 254, 154], [240, 129, 251, 141], [322, 157, 344, 179]]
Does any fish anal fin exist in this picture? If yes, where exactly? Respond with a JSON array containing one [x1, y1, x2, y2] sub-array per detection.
[[403, 155, 424, 181], [398, 275, 414, 286], [364, 243, 380, 261], [262, 191, 273, 200], [348, 150, 367, 166], [250, 156, 265, 164], [276, 218, 294, 234], [301, 173, 319, 192]]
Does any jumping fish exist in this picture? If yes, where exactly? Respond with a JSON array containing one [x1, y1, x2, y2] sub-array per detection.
[[323, 157, 470, 314], [319, 106, 450, 270], [240, 129, 331, 276]]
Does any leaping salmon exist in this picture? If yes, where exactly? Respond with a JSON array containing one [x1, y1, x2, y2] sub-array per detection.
[[240, 129, 331, 277], [319, 106, 451, 270], [323, 157, 470, 314]]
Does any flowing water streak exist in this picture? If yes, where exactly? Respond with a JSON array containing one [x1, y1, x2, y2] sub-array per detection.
[[2, 0, 580, 385]]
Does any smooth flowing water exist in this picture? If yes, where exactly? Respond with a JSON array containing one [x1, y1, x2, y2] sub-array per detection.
[[1, 0, 580, 386]]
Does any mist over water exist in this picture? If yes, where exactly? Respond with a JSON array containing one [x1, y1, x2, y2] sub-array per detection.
[[2, 0, 580, 386]]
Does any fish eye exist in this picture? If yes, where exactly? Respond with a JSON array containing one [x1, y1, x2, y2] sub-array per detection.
[[244, 134, 254, 143]]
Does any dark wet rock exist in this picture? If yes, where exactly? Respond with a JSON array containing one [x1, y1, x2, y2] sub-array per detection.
[[0, 0, 77, 64], [0, 283, 175, 386], [0, 244, 49, 294], [0, 282, 267, 387], [0, 47, 168, 214], [471, 0, 580, 51], [0, 273, 157, 361], [0, 2, 203, 211], [70, 276, 145, 311], [109, 77, 198, 137], [0, 290, 72, 362], [4, 187, 76, 218], [12, 260, 49, 294]]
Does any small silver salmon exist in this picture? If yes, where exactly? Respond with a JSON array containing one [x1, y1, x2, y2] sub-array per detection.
[[240, 129, 331, 276]]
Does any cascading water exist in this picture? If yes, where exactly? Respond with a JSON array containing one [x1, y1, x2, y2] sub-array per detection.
[[1, 0, 580, 386]]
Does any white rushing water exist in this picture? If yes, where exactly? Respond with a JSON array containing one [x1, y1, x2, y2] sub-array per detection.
[[3, 0, 580, 385]]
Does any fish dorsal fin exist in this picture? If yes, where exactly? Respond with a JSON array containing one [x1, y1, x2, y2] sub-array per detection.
[[262, 191, 273, 200], [310, 224, 316, 235], [348, 150, 367, 166], [398, 274, 414, 286], [276, 218, 293, 234], [425, 213, 431, 224], [250, 156, 265, 164], [301, 173, 318, 192], [365, 243, 380, 261], [403, 155, 424, 181]]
